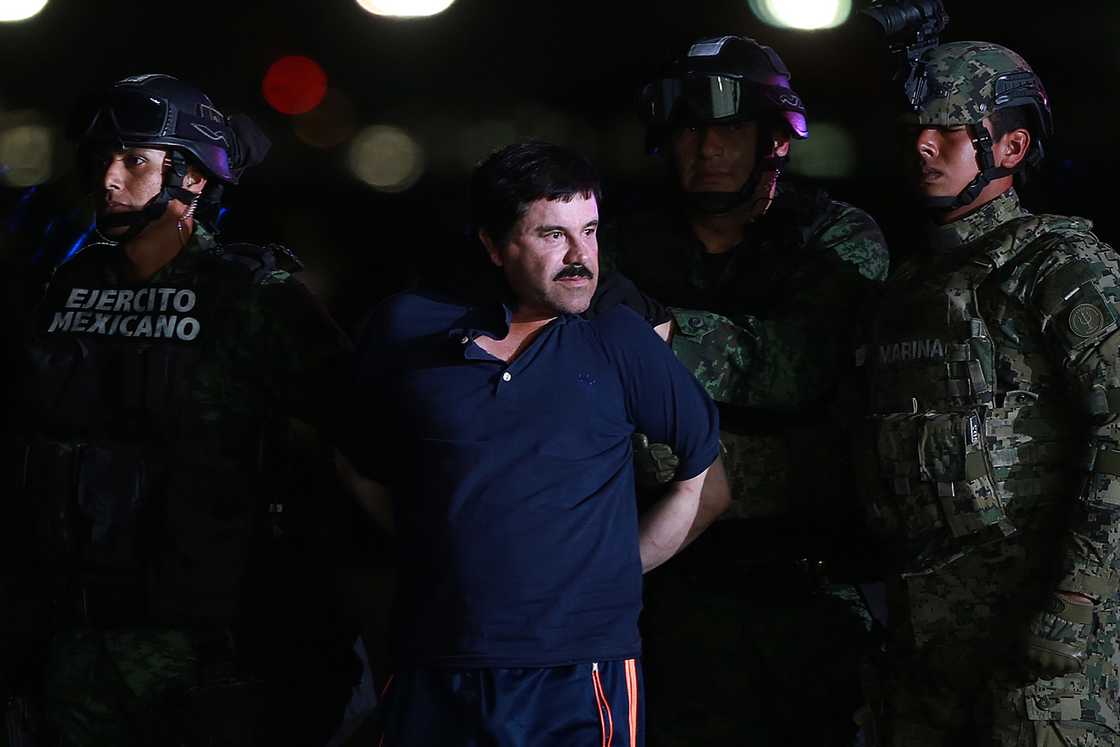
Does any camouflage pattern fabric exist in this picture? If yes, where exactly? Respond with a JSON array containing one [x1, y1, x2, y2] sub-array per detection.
[[8, 226, 356, 745], [861, 188, 1120, 745], [602, 179, 888, 518], [902, 41, 1044, 129], [43, 628, 197, 746], [601, 179, 888, 744]]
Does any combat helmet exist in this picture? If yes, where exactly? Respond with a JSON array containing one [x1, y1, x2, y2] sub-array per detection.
[[75, 74, 270, 240], [905, 41, 1051, 210], [642, 35, 808, 144], [640, 35, 808, 214]]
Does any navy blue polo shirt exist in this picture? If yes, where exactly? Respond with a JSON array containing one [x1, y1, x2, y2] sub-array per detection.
[[352, 289, 720, 668]]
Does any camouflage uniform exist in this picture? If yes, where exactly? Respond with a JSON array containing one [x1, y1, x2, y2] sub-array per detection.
[[856, 39, 1120, 747], [5, 225, 355, 746], [862, 186, 1120, 746], [601, 179, 888, 745]]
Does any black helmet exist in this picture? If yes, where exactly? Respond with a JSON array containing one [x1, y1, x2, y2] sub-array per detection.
[[73, 74, 270, 242], [78, 74, 254, 184], [641, 35, 809, 151]]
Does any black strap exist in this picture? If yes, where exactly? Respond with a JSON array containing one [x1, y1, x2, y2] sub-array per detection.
[[925, 123, 1013, 212], [93, 150, 194, 243]]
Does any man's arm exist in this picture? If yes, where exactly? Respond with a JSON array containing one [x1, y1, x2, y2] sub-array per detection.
[[1022, 239, 1120, 678], [639, 455, 730, 573], [670, 203, 888, 410]]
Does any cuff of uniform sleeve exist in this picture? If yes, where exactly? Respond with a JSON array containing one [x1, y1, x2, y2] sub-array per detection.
[[1058, 568, 1118, 603]]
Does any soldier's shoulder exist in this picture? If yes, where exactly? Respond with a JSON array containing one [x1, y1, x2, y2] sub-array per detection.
[[1029, 214, 1110, 263], [1010, 214, 1116, 293], [1005, 214, 1120, 355], [796, 185, 890, 282], [208, 240, 305, 287]]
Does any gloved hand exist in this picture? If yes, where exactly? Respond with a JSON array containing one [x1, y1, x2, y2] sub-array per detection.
[[1023, 593, 1093, 678], [631, 433, 679, 488]]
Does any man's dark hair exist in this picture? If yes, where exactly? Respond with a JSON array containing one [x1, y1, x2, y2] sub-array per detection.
[[988, 105, 1034, 142], [470, 141, 602, 248]]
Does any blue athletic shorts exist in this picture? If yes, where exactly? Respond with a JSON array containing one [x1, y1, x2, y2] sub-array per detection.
[[376, 659, 644, 747]]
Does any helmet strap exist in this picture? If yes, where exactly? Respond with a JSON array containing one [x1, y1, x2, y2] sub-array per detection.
[[924, 123, 1013, 213], [684, 125, 786, 216], [93, 149, 197, 244]]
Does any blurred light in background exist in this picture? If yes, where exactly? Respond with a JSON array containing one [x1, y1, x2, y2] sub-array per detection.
[[348, 125, 425, 192], [263, 56, 328, 115], [0, 0, 48, 22], [748, 0, 851, 30], [787, 121, 857, 178], [0, 121, 53, 186], [294, 89, 357, 148], [355, 0, 455, 17]]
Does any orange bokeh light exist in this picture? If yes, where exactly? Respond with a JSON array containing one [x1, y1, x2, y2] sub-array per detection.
[[262, 56, 328, 115]]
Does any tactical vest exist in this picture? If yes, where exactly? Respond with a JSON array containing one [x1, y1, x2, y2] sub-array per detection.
[[865, 214, 1084, 572], [11, 239, 302, 628]]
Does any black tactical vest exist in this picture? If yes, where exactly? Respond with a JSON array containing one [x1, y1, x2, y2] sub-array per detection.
[[12, 238, 299, 627]]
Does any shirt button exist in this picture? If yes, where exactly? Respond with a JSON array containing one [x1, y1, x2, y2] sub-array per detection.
[[502, 371, 512, 382], [460, 335, 470, 344]]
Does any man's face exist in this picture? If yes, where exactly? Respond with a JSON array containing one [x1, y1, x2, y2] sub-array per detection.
[[92, 146, 167, 236], [905, 123, 985, 199], [487, 194, 600, 320], [671, 121, 761, 193]]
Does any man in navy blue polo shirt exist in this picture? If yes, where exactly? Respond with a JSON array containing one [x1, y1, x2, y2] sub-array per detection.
[[349, 141, 729, 746]]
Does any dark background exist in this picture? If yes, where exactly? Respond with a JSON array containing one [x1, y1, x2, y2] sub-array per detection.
[[0, 0, 1113, 332]]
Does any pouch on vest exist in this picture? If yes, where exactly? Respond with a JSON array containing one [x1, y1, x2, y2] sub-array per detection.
[[877, 409, 1014, 569]]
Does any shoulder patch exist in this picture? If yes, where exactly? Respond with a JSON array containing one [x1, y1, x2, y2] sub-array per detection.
[[1069, 303, 1106, 338]]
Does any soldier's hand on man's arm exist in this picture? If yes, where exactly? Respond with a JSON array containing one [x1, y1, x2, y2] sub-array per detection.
[[1022, 590, 1094, 678], [632, 433, 680, 489]]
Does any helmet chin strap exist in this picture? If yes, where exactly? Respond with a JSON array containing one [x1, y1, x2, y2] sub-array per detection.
[[924, 123, 1013, 213], [94, 150, 198, 244], [684, 130, 786, 217]]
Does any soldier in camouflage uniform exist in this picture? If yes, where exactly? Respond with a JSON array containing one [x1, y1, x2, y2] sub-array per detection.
[[600, 35, 889, 745], [860, 41, 1120, 746], [2, 75, 356, 745]]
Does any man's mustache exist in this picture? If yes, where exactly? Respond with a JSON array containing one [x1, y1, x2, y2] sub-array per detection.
[[554, 264, 594, 281]]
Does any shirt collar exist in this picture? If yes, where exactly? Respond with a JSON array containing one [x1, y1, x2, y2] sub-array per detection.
[[450, 301, 513, 342], [926, 188, 1026, 252]]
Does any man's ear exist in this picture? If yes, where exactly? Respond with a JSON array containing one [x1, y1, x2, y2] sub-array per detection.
[[479, 230, 503, 267], [184, 165, 208, 195], [772, 130, 791, 158], [997, 128, 1031, 170]]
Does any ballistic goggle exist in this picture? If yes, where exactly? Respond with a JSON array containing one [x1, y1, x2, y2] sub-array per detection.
[[78, 87, 237, 182], [642, 73, 806, 130], [85, 89, 228, 141], [642, 74, 747, 125]]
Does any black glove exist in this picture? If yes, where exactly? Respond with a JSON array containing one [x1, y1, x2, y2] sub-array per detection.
[[632, 433, 679, 488], [1023, 593, 1093, 678]]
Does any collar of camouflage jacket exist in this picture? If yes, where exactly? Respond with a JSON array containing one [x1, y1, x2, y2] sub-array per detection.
[[926, 188, 1026, 253], [142, 223, 220, 284]]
